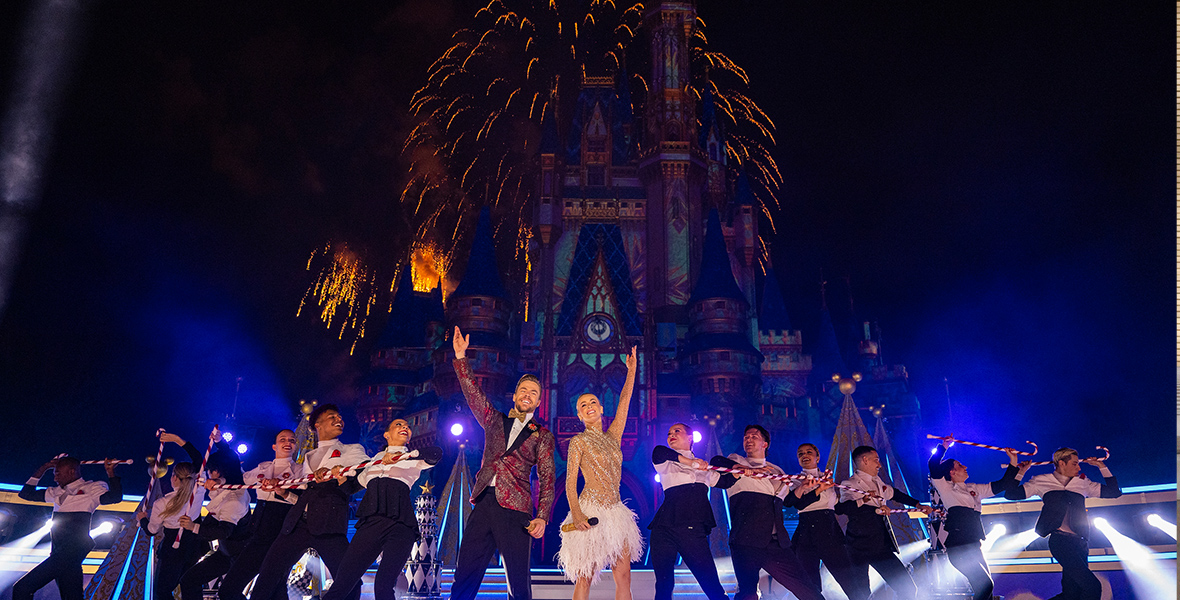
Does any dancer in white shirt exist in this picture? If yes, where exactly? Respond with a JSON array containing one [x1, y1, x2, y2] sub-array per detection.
[[322, 418, 442, 600], [788, 443, 867, 600], [928, 436, 1019, 600], [14, 456, 122, 600], [1005, 447, 1120, 600], [649, 423, 728, 600]]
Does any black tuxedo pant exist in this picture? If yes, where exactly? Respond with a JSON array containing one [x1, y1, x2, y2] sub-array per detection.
[[1047, 532, 1101, 600], [848, 548, 915, 600], [650, 526, 727, 600], [450, 488, 533, 600], [946, 542, 993, 600], [11, 539, 91, 600], [792, 511, 869, 600], [249, 519, 359, 600], [155, 528, 207, 600], [730, 541, 825, 600], [217, 502, 292, 600], [322, 518, 416, 600], [181, 550, 233, 600]]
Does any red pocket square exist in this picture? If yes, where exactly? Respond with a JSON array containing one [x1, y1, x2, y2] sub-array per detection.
[[330, 449, 341, 459]]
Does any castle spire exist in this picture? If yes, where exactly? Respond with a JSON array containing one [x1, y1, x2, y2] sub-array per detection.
[[759, 268, 792, 331], [451, 207, 507, 301], [688, 209, 746, 305]]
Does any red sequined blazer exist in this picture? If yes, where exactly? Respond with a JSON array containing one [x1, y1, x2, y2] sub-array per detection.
[[455, 358, 556, 523]]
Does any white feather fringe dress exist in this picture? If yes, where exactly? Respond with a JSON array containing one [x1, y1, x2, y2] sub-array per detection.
[[557, 427, 644, 583]]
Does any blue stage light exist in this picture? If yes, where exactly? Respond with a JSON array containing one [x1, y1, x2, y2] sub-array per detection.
[[450, 423, 464, 436], [692, 431, 702, 443], [654, 474, 660, 483], [222, 432, 234, 442], [236, 443, 248, 454], [89, 521, 113, 537]]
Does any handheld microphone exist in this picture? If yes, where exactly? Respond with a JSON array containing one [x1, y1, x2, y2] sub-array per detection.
[[560, 517, 599, 532]]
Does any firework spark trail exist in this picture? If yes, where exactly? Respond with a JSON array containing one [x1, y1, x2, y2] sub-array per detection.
[[301, 1, 782, 345], [0, 0, 88, 319]]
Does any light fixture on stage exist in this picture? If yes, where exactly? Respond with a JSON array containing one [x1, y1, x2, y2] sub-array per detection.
[[236, 443, 249, 454], [692, 431, 702, 443], [1093, 517, 1176, 599], [867, 540, 930, 595], [654, 474, 660, 483], [980, 523, 1007, 552], [0, 518, 55, 590], [89, 521, 113, 538], [985, 527, 1041, 556], [1146, 514, 1176, 539], [222, 431, 234, 442], [450, 423, 464, 436]]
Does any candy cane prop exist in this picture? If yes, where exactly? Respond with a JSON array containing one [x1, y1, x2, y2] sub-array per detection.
[[927, 434, 1038, 456], [145, 429, 166, 505], [78, 459, 135, 465], [173, 425, 218, 548], [205, 450, 422, 490], [1011, 446, 1109, 468]]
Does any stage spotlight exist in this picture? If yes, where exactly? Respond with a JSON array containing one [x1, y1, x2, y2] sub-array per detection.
[[222, 431, 234, 442], [236, 443, 249, 454], [654, 474, 660, 483], [450, 423, 464, 436], [1146, 514, 1176, 540], [985, 527, 1041, 556], [930, 446, 939, 456], [981, 523, 1007, 553], [89, 521, 113, 537], [692, 431, 702, 443], [43, 519, 53, 530], [1093, 517, 1176, 598]]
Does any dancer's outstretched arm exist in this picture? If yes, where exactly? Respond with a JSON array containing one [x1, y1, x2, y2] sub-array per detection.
[[607, 346, 637, 442]]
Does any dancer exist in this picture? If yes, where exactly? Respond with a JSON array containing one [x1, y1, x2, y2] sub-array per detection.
[[649, 423, 728, 600], [248, 404, 370, 600], [136, 432, 209, 600], [837, 445, 933, 600], [13, 456, 122, 600], [712, 425, 826, 600], [1005, 447, 1120, 600], [178, 435, 249, 600], [449, 326, 556, 600], [928, 436, 1020, 600], [322, 418, 443, 600], [217, 429, 303, 600], [788, 443, 868, 600], [558, 346, 643, 600]]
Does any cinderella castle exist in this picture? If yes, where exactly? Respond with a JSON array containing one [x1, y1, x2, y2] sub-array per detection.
[[354, 2, 922, 565]]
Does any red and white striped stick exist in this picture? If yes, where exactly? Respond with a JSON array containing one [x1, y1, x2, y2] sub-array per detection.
[[205, 451, 417, 490], [927, 434, 1038, 456], [875, 506, 942, 517], [145, 429, 166, 505], [173, 425, 218, 549], [1010, 445, 1110, 468], [78, 459, 134, 465]]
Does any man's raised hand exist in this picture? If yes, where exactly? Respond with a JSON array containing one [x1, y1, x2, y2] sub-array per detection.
[[453, 326, 470, 360]]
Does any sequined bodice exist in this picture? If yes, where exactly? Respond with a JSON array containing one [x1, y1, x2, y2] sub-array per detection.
[[572, 428, 622, 505]]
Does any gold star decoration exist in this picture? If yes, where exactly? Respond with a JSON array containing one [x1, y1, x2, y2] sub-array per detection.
[[419, 480, 434, 495]]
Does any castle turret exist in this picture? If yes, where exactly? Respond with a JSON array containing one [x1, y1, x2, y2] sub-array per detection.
[[435, 207, 516, 407], [683, 210, 762, 437]]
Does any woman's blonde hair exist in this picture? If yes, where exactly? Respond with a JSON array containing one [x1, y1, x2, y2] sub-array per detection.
[[159, 462, 195, 519]]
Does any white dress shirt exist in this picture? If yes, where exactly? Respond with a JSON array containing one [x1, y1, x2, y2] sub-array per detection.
[[839, 470, 895, 508], [723, 454, 790, 499], [359, 446, 436, 488], [1018, 473, 1106, 499], [146, 487, 206, 534], [25, 478, 110, 514], [305, 438, 370, 473], [790, 467, 839, 513], [244, 458, 304, 503], [490, 411, 533, 487], [655, 448, 720, 491], [930, 478, 998, 512]]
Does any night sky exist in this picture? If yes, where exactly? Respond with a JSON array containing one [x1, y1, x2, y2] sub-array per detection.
[[0, 1, 1172, 492]]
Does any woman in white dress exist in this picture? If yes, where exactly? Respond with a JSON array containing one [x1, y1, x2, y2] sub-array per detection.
[[558, 346, 643, 600]]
